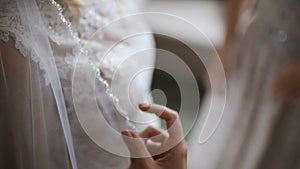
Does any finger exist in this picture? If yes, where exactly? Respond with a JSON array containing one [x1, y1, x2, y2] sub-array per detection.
[[139, 104, 178, 128], [121, 130, 154, 167], [139, 104, 184, 139], [145, 140, 163, 156], [139, 125, 168, 142]]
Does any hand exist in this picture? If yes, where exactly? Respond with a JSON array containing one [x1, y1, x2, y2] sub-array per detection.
[[121, 104, 187, 169]]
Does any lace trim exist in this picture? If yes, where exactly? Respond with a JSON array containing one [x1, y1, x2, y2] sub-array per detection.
[[0, 31, 10, 42], [0, 0, 83, 84], [0, 0, 147, 86], [0, 0, 29, 56]]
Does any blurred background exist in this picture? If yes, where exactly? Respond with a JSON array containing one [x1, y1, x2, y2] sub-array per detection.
[[142, 0, 226, 135]]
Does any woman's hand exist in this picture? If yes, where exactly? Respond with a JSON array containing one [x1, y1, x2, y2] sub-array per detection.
[[121, 104, 187, 169]]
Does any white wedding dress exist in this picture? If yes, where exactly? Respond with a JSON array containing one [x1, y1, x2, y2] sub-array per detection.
[[0, 0, 158, 169]]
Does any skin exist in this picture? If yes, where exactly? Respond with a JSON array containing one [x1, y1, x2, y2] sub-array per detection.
[[121, 104, 187, 169]]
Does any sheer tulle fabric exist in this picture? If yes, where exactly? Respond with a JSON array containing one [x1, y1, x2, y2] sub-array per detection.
[[0, 0, 156, 169], [0, 40, 71, 169]]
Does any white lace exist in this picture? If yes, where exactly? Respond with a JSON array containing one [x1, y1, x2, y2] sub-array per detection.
[[0, 0, 78, 84], [0, 0, 29, 56], [0, 0, 155, 120], [1, 0, 148, 80], [1, 0, 157, 167]]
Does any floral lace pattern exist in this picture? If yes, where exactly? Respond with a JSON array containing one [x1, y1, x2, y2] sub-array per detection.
[[1, 0, 149, 80], [0, 0, 156, 168], [0, 0, 155, 143], [0, 0, 30, 56], [0, 0, 107, 80]]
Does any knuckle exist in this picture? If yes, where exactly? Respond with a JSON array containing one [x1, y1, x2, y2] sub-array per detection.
[[171, 111, 179, 120], [147, 125, 156, 131]]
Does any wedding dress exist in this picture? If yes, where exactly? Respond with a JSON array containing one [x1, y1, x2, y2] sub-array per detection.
[[0, 0, 158, 169], [188, 0, 300, 169]]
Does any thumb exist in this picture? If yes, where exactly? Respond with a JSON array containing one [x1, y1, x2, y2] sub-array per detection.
[[121, 130, 154, 168]]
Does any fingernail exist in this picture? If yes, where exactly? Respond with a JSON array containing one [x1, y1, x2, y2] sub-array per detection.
[[139, 103, 150, 111], [121, 130, 132, 137]]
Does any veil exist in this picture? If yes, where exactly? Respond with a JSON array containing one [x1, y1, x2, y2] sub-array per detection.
[[15, 0, 78, 168], [0, 0, 158, 168], [0, 0, 77, 168]]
